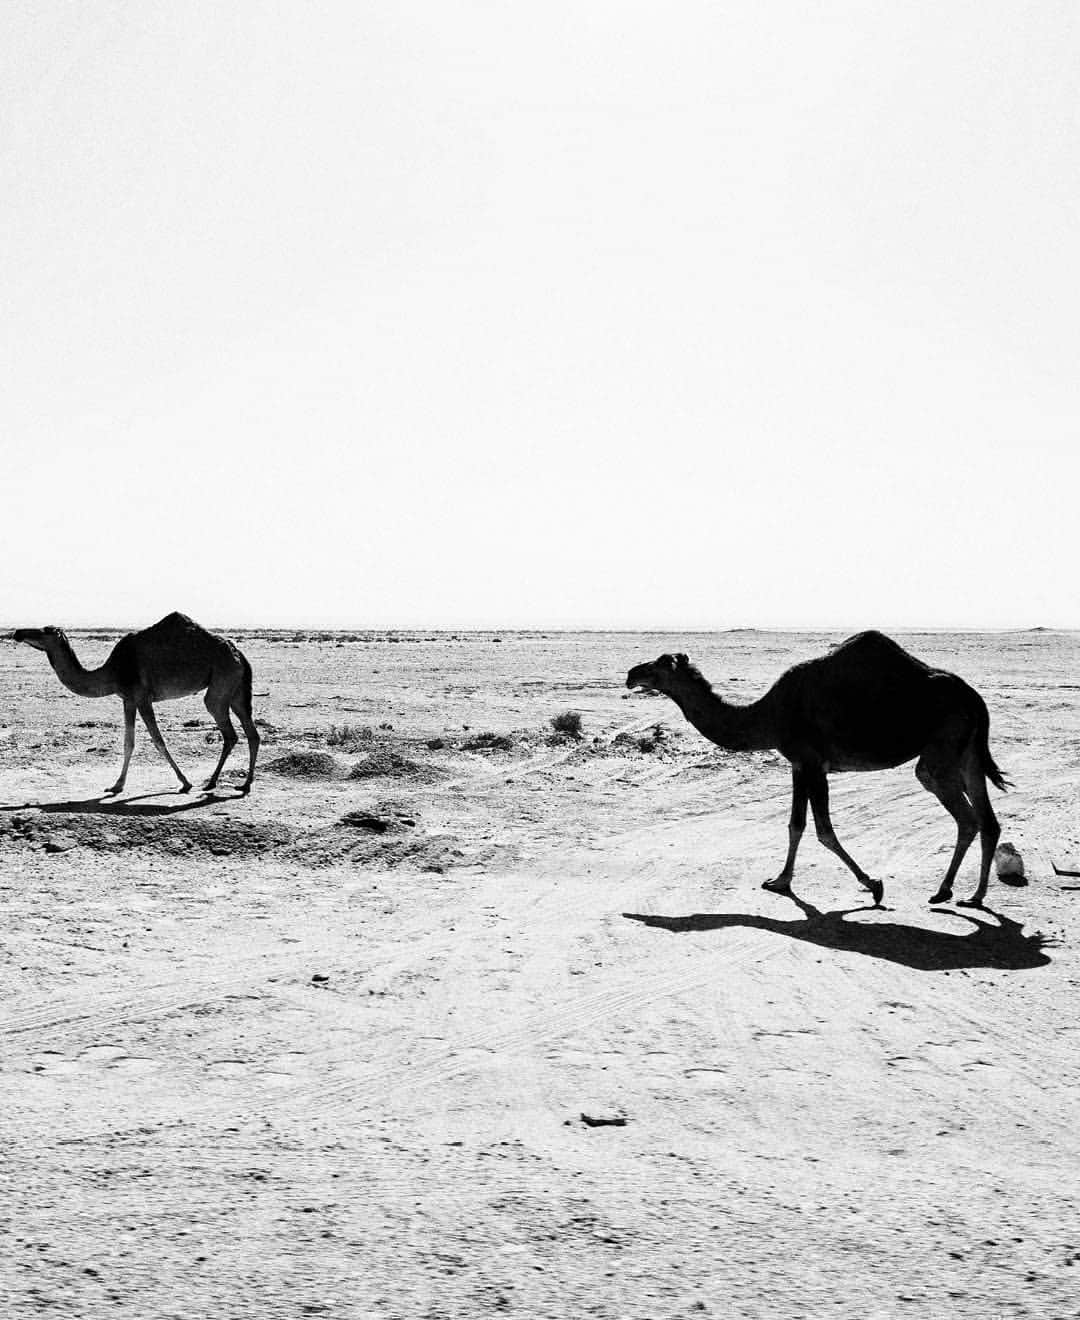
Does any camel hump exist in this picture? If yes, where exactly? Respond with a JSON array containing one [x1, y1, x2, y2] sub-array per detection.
[[136, 612, 225, 650], [825, 631, 938, 678], [134, 612, 234, 667], [148, 611, 203, 636], [829, 630, 923, 664]]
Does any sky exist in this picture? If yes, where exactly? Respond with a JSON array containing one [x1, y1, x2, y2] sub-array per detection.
[[3, 1, 1078, 630]]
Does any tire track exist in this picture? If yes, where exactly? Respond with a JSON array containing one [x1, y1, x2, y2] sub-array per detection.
[[269, 925, 779, 1123], [0, 928, 373, 1042], [1, 968, 269, 1040]]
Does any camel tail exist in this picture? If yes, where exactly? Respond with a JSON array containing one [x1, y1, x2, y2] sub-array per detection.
[[976, 704, 1010, 792], [240, 650, 254, 716], [984, 750, 1010, 793]]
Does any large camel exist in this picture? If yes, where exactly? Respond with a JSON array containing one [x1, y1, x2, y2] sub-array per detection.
[[626, 631, 1008, 908], [11, 612, 259, 795]]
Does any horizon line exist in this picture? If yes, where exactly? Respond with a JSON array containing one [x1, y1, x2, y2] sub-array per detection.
[[3, 621, 1075, 636]]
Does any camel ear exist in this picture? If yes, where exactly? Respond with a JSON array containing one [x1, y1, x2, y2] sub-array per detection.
[[673, 653, 689, 667]]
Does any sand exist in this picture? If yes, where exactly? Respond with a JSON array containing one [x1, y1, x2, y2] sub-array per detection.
[[2, 628, 1079, 1319]]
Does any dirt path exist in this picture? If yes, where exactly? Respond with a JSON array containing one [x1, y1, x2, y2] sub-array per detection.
[[2, 630, 1079, 1318]]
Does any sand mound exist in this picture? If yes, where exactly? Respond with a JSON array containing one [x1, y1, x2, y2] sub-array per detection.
[[284, 826, 460, 871], [282, 810, 514, 873], [348, 749, 444, 782], [265, 750, 344, 779], [0, 810, 292, 858], [461, 732, 516, 752], [339, 808, 418, 834]]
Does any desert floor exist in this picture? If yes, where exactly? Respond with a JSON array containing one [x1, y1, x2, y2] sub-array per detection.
[[2, 628, 1079, 1319]]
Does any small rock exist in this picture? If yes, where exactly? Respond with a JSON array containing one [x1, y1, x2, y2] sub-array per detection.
[[340, 812, 390, 833], [311, 973, 330, 985], [339, 810, 416, 833], [44, 833, 78, 854], [995, 842, 1027, 886], [580, 1112, 627, 1128]]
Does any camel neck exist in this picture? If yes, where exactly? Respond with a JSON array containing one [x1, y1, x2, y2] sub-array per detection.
[[45, 640, 118, 699], [670, 681, 778, 753]]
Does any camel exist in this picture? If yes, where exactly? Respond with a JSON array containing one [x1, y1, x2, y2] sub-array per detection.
[[10, 612, 259, 795], [626, 631, 1008, 908]]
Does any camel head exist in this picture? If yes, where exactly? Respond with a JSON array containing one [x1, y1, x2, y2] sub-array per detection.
[[626, 652, 701, 696], [11, 626, 68, 654]]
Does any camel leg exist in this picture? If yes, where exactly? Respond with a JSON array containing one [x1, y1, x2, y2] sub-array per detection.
[[806, 769, 884, 905], [762, 767, 808, 893], [956, 755, 1001, 909], [203, 690, 238, 790], [106, 699, 137, 796], [230, 693, 260, 794], [916, 757, 977, 905], [136, 700, 192, 792]]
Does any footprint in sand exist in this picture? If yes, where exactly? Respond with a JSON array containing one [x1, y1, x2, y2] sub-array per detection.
[[206, 1059, 250, 1078], [205, 1052, 311, 1088], [32, 1045, 161, 1075], [262, 1051, 312, 1088], [111, 1055, 160, 1075]]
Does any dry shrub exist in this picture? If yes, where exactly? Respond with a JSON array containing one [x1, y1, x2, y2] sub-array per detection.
[[550, 710, 583, 739], [613, 722, 669, 754], [636, 723, 668, 753], [325, 723, 375, 751]]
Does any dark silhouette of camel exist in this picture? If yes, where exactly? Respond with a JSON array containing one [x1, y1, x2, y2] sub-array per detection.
[[627, 631, 1008, 908], [624, 895, 1051, 973], [10, 612, 260, 795]]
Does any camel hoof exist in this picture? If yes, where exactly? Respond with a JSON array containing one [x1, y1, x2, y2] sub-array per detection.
[[928, 890, 952, 906], [865, 879, 884, 906], [956, 897, 984, 909], [178, 782, 192, 795], [761, 878, 792, 894]]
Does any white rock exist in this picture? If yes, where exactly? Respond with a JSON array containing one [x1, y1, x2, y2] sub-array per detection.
[[995, 841, 1025, 880]]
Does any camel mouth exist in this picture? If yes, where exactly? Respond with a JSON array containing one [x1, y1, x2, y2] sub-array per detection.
[[625, 669, 658, 694]]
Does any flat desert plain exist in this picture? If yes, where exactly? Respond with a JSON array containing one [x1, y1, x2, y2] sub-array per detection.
[[2, 628, 1079, 1320]]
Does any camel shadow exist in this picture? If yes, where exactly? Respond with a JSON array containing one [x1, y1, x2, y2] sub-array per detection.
[[0, 790, 243, 818], [624, 893, 1053, 972]]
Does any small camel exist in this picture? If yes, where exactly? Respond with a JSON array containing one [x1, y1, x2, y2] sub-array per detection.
[[11, 612, 260, 795], [626, 631, 1008, 908]]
